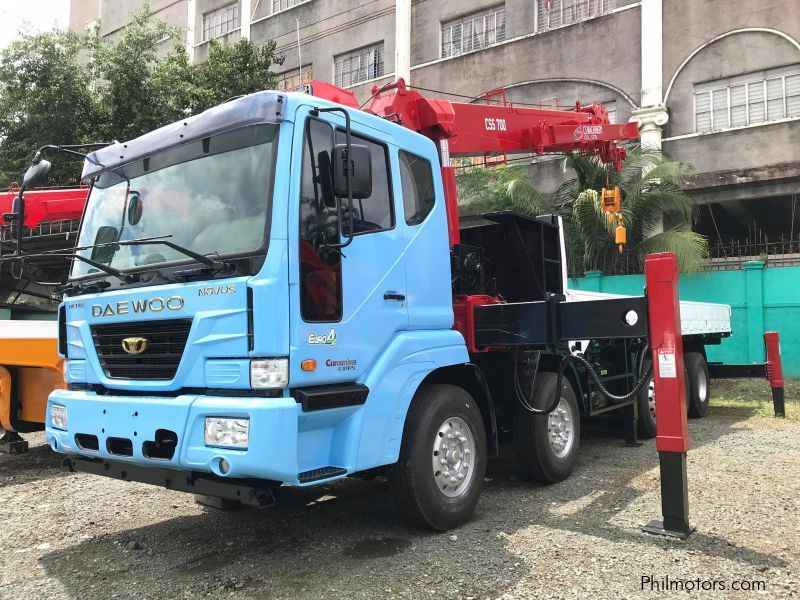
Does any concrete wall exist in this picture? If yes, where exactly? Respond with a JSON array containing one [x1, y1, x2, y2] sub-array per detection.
[[252, 0, 395, 89], [570, 263, 800, 377]]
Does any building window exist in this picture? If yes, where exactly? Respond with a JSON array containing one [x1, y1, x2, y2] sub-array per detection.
[[694, 64, 800, 133], [272, 0, 306, 13], [202, 3, 239, 42], [441, 6, 506, 59], [334, 44, 384, 87], [277, 65, 313, 90], [536, 0, 615, 33]]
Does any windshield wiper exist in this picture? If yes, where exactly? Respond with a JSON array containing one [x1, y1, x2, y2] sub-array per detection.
[[115, 237, 234, 272], [17, 252, 140, 284]]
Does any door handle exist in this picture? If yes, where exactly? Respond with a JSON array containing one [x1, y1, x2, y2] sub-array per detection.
[[383, 292, 406, 301]]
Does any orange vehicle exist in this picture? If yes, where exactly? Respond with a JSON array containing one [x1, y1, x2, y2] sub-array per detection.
[[0, 321, 64, 453]]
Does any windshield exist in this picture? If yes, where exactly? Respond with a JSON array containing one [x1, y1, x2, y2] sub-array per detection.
[[71, 124, 278, 279]]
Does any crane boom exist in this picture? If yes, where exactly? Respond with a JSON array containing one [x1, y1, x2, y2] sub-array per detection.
[[365, 79, 638, 170], [294, 78, 639, 245]]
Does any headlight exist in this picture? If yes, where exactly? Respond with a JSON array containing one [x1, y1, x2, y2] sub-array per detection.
[[250, 358, 288, 390], [204, 417, 249, 449], [50, 405, 68, 430]]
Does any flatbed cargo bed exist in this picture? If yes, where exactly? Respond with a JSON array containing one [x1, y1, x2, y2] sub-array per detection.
[[566, 289, 731, 338]]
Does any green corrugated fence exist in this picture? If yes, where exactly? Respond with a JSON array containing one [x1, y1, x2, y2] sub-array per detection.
[[569, 261, 800, 378]]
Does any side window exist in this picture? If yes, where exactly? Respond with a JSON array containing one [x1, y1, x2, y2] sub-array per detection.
[[399, 150, 435, 225], [300, 118, 342, 322], [335, 130, 394, 234]]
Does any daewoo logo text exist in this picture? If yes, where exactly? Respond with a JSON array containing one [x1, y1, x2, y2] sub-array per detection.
[[91, 296, 185, 317]]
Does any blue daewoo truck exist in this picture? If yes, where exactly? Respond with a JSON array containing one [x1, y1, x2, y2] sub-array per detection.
[[27, 80, 731, 530]]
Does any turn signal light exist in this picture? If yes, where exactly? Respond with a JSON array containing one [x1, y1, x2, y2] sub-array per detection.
[[301, 359, 317, 371]]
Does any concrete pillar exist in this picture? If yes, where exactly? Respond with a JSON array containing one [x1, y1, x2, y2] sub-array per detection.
[[186, 0, 196, 63], [630, 0, 668, 151], [743, 260, 765, 363], [583, 270, 603, 292], [395, 0, 411, 83], [241, 0, 252, 40]]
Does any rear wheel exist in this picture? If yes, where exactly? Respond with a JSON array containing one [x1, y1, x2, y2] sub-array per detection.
[[514, 372, 580, 483], [685, 352, 711, 417], [636, 360, 657, 439], [387, 384, 487, 531]]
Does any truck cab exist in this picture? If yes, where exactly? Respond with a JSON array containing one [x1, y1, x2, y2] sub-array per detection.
[[48, 91, 478, 527]]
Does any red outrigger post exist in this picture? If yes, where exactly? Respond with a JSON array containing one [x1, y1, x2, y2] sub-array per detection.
[[643, 252, 693, 539]]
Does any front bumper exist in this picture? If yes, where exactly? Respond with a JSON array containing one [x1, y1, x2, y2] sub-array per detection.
[[46, 389, 352, 486]]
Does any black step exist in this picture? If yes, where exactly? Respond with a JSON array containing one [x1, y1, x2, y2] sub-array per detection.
[[297, 466, 347, 483]]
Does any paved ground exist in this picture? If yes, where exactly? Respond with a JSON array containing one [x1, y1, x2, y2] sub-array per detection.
[[0, 379, 798, 599]]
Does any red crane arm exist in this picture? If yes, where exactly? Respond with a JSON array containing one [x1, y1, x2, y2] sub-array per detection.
[[365, 79, 638, 171], [293, 79, 640, 246]]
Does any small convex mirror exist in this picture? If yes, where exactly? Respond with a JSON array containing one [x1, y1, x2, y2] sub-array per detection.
[[90, 225, 121, 263], [22, 159, 51, 188], [127, 191, 143, 226]]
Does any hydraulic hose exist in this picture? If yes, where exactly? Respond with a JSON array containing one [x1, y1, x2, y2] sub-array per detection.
[[515, 347, 653, 415]]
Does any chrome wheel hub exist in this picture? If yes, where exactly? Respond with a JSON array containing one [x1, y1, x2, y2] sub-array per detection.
[[547, 398, 575, 459], [432, 416, 476, 498], [697, 368, 708, 403]]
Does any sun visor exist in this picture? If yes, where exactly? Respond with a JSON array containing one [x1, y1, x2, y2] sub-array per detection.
[[82, 91, 286, 181]]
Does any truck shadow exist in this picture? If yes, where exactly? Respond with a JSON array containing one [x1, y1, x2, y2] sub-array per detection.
[[36, 407, 788, 599], [0, 436, 71, 489]]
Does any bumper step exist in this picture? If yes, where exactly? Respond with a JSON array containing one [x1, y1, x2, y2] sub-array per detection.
[[64, 456, 277, 508], [298, 466, 347, 483]]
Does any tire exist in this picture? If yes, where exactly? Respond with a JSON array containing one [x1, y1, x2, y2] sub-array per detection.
[[685, 352, 711, 418], [636, 360, 657, 439], [387, 384, 487, 531], [513, 372, 580, 484]]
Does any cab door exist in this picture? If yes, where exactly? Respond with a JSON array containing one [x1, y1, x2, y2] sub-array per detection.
[[289, 109, 408, 388]]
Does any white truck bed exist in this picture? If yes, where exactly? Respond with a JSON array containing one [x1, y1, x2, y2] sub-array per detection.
[[0, 320, 58, 339], [565, 289, 731, 337]]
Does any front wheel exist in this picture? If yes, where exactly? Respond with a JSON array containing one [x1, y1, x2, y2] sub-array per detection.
[[387, 384, 487, 531]]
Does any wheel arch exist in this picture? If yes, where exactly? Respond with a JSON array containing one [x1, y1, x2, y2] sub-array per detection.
[[420, 363, 499, 455]]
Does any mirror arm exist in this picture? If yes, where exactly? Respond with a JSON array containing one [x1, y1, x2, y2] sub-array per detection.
[[37, 143, 111, 167], [313, 107, 355, 250]]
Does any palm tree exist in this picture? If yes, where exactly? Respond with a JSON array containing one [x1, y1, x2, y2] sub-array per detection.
[[457, 148, 709, 275], [555, 148, 708, 274]]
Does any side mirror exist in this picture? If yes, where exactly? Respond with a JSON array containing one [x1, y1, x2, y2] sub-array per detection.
[[22, 159, 51, 189], [90, 225, 121, 263], [333, 143, 372, 200]]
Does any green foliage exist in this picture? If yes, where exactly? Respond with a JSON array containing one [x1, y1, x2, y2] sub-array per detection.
[[458, 164, 550, 216], [0, 2, 284, 187], [0, 29, 99, 186], [457, 148, 710, 275], [194, 39, 284, 111]]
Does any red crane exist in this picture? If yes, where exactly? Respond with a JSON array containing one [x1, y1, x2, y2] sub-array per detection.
[[297, 78, 639, 246]]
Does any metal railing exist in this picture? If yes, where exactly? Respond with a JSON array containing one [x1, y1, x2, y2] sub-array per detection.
[[708, 236, 800, 270]]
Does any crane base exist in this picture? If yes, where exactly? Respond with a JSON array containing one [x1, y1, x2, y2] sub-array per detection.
[[642, 519, 695, 540]]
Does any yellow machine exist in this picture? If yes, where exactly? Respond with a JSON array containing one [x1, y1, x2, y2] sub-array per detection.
[[0, 321, 64, 454]]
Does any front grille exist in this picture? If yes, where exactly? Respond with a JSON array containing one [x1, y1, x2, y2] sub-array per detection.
[[91, 319, 192, 380]]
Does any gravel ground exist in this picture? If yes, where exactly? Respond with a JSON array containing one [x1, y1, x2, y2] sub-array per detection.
[[0, 379, 798, 600]]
